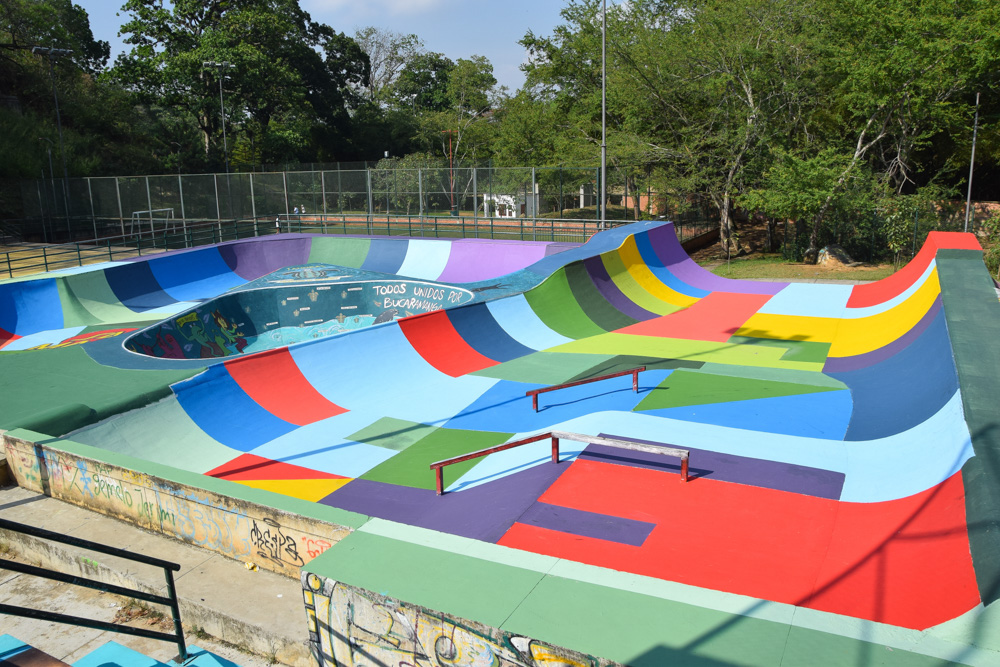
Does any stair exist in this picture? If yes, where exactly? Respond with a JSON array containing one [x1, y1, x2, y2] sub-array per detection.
[[1, 635, 244, 667]]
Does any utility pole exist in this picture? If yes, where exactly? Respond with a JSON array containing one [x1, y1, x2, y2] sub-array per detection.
[[964, 92, 981, 233], [600, 0, 608, 231], [203, 61, 233, 173], [443, 130, 458, 216], [33, 46, 73, 235]]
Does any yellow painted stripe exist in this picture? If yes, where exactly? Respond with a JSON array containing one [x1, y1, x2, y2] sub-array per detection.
[[618, 236, 699, 309], [602, 246, 683, 316], [234, 477, 352, 502]]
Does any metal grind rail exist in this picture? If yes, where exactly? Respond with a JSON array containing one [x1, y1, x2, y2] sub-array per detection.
[[430, 430, 689, 495], [526, 367, 646, 411], [0, 517, 188, 661]]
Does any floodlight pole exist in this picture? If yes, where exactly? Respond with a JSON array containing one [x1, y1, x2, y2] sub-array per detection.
[[600, 0, 607, 230], [964, 92, 980, 233], [203, 61, 232, 173], [33, 46, 73, 234]]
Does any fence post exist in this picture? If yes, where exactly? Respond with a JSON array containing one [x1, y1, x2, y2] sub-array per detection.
[[366, 169, 373, 233], [418, 168, 424, 218], [145, 176, 154, 236], [282, 171, 290, 218], [321, 171, 327, 215], [249, 172, 257, 221], [214, 175, 221, 221], [473, 167, 478, 237], [115, 177, 124, 236], [87, 177, 97, 239]]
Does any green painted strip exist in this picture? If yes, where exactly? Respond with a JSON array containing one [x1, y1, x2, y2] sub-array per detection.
[[8, 428, 370, 529], [524, 268, 607, 340], [635, 369, 840, 411], [56, 278, 101, 327], [601, 249, 681, 316], [470, 352, 617, 384], [307, 237, 371, 267], [937, 248, 1000, 606], [564, 261, 638, 332], [61, 271, 136, 324], [347, 417, 438, 452], [304, 530, 550, 628], [728, 335, 832, 363], [358, 426, 513, 489], [566, 355, 704, 383], [0, 345, 198, 434], [698, 362, 848, 388]]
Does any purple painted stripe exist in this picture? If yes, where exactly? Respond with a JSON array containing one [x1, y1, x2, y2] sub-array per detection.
[[518, 502, 655, 546], [217, 236, 313, 280], [822, 296, 943, 373], [591, 435, 845, 500], [321, 461, 566, 543], [649, 224, 787, 296], [437, 239, 554, 283], [583, 256, 659, 322]]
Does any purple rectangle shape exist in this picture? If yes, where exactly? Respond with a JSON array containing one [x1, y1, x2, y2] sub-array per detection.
[[518, 502, 655, 546], [591, 435, 845, 500]]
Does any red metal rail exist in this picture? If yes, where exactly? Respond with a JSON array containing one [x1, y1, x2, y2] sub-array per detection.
[[429, 430, 689, 495], [525, 367, 646, 411]]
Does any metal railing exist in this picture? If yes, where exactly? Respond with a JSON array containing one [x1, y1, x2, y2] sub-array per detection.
[[526, 367, 646, 411], [430, 430, 690, 495], [0, 517, 187, 661]]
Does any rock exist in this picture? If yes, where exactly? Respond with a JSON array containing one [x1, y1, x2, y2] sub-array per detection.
[[817, 244, 859, 267]]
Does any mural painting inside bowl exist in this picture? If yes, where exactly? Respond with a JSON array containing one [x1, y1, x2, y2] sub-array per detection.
[[125, 264, 474, 359]]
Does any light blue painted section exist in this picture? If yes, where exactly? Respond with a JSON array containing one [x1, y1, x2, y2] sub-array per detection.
[[756, 283, 852, 318], [486, 295, 573, 351], [1, 325, 86, 351], [47, 261, 126, 276], [289, 324, 498, 425], [72, 641, 165, 667], [842, 260, 937, 319], [395, 239, 452, 280], [131, 301, 203, 321], [0, 635, 30, 657], [446, 435, 589, 493], [183, 646, 245, 667], [528, 391, 972, 504], [249, 411, 398, 477], [149, 251, 247, 302]]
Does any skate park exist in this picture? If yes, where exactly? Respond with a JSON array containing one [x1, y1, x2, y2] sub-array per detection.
[[3, 219, 1000, 666]]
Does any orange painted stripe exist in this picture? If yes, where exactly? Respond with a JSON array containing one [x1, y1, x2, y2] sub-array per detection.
[[224, 348, 347, 426], [398, 310, 499, 377], [616, 292, 773, 342], [848, 231, 981, 308]]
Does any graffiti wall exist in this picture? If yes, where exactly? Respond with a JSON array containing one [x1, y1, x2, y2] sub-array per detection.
[[125, 265, 474, 359], [3, 434, 351, 577], [301, 573, 618, 667]]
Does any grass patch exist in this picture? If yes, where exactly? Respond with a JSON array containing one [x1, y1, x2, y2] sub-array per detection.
[[704, 254, 895, 282]]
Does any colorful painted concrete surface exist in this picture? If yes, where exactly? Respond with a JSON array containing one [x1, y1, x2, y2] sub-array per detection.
[[3, 223, 1000, 664]]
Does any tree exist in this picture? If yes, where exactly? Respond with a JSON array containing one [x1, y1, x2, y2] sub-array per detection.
[[111, 0, 368, 166], [391, 51, 454, 112], [353, 26, 421, 105]]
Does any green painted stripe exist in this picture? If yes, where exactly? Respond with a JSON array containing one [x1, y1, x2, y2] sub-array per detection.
[[307, 236, 371, 267], [698, 362, 847, 388], [347, 417, 438, 452], [601, 249, 682, 316], [524, 268, 607, 340], [358, 426, 513, 489], [728, 335, 832, 363], [564, 261, 639, 332], [56, 278, 101, 327], [937, 248, 1000, 606], [62, 271, 141, 324], [470, 352, 618, 384], [8, 428, 370, 529], [635, 369, 841, 411]]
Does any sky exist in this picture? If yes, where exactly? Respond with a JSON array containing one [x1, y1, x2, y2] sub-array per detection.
[[72, 0, 568, 92]]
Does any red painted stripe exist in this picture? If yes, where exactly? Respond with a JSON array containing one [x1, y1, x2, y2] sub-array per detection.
[[847, 231, 981, 308], [206, 453, 346, 481], [616, 291, 772, 341], [0, 327, 20, 350], [224, 348, 347, 426], [398, 310, 499, 377], [498, 460, 977, 630]]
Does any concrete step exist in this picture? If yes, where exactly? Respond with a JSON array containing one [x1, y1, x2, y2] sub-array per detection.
[[0, 486, 310, 667]]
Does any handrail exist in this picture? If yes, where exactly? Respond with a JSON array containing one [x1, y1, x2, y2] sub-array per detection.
[[526, 367, 646, 411], [429, 430, 689, 495], [0, 517, 187, 662]]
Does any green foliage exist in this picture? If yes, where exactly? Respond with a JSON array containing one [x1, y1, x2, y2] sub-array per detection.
[[981, 212, 1000, 279]]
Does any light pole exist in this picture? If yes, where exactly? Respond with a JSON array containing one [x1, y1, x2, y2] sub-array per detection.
[[964, 92, 981, 233], [33, 46, 73, 234], [600, 0, 607, 230], [39, 137, 56, 243], [203, 61, 232, 173]]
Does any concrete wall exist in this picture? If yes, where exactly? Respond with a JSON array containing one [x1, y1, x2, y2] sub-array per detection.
[[301, 572, 619, 667], [3, 432, 353, 578]]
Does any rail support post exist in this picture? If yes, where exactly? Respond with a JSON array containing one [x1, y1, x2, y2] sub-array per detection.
[[551, 436, 560, 463], [680, 455, 689, 482], [435, 467, 444, 496]]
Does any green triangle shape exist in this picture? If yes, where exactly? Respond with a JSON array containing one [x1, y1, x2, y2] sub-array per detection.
[[635, 369, 843, 411]]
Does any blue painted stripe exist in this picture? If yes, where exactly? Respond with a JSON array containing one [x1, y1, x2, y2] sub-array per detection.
[[447, 303, 535, 362], [485, 295, 573, 351], [0, 278, 63, 334], [174, 365, 297, 451], [396, 239, 452, 280], [104, 262, 176, 311], [148, 249, 246, 302], [633, 231, 710, 298], [361, 238, 408, 274]]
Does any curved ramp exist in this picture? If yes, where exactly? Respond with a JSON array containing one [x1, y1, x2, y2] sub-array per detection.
[[3, 222, 999, 663]]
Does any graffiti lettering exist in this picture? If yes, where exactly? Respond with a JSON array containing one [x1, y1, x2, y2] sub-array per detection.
[[251, 518, 305, 566], [301, 537, 332, 559], [373, 283, 408, 296]]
